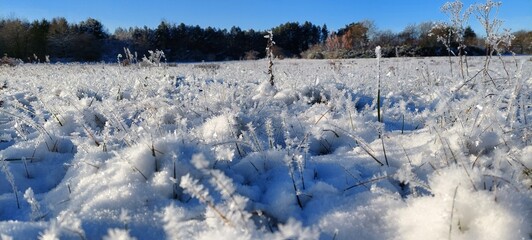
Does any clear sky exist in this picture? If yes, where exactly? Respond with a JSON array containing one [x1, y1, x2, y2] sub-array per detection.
[[0, 0, 530, 34]]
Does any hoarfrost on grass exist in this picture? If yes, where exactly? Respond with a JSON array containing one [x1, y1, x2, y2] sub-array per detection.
[[0, 56, 530, 239]]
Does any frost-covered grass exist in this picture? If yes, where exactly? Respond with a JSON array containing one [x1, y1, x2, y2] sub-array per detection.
[[0, 56, 530, 239]]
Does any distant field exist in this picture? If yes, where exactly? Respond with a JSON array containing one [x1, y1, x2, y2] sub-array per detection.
[[0, 56, 530, 239]]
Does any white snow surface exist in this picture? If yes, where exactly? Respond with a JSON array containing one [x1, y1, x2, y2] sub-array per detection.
[[0, 57, 530, 239]]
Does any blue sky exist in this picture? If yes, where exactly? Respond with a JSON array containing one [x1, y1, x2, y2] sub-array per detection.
[[1, 0, 530, 34]]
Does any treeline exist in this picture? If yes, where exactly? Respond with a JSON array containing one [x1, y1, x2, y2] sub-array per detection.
[[112, 21, 328, 62], [0, 18, 107, 62], [306, 20, 531, 59], [0, 17, 531, 63]]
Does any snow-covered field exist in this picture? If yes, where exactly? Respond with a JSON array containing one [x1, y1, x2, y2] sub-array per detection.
[[0, 56, 530, 239]]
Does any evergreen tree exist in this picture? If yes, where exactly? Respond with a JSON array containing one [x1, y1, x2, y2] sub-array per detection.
[[320, 24, 329, 43], [155, 21, 171, 50], [463, 26, 477, 46], [28, 19, 50, 60]]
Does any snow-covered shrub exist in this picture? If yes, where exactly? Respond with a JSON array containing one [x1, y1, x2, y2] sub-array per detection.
[[117, 47, 137, 66], [0, 55, 23, 67], [299, 85, 330, 105], [140, 50, 166, 67]]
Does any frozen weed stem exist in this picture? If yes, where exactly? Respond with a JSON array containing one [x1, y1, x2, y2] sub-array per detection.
[[441, 0, 473, 79], [375, 46, 382, 123], [24, 188, 43, 221], [180, 154, 252, 229], [470, 0, 514, 82], [265, 30, 275, 86], [1, 157, 20, 209]]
